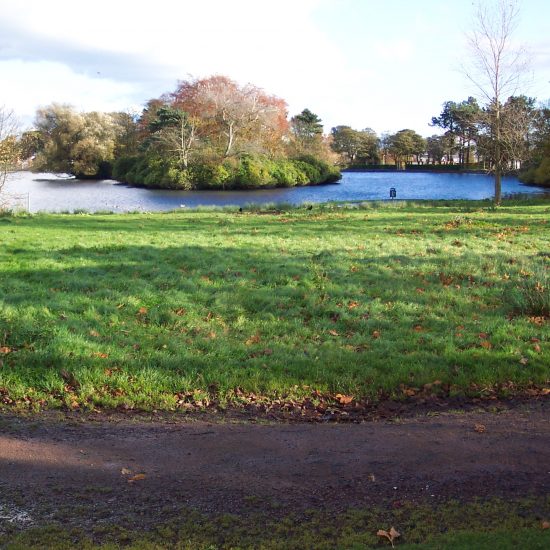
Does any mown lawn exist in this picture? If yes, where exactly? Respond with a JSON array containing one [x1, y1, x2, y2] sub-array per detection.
[[0, 200, 548, 411]]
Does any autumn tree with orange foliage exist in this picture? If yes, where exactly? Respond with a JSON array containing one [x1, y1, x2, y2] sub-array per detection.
[[171, 75, 289, 159], [111, 75, 341, 190]]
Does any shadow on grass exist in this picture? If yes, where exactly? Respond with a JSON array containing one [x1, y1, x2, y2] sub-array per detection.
[[1, 230, 547, 408]]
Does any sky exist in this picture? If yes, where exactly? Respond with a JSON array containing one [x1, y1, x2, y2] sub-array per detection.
[[1, 0, 549, 136]]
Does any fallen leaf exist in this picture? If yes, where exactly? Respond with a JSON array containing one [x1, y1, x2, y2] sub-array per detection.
[[246, 334, 261, 345], [92, 352, 109, 359], [377, 526, 401, 547], [369, 473, 376, 482], [478, 332, 489, 339], [335, 393, 353, 405], [519, 356, 529, 365], [0, 347, 12, 354], [128, 473, 146, 483], [372, 330, 381, 339], [542, 521, 550, 530], [121, 468, 131, 475], [474, 423, 486, 433], [533, 343, 541, 353], [328, 329, 339, 336], [89, 330, 100, 337], [137, 307, 148, 315], [479, 340, 493, 349], [348, 301, 359, 310]]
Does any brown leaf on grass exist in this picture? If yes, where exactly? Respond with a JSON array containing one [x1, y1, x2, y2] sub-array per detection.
[[519, 356, 529, 365], [0, 347, 12, 354], [89, 330, 100, 338], [246, 333, 261, 345], [377, 526, 400, 547], [137, 307, 148, 315], [413, 325, 423, 332], [439, 272, 454, 286], [348, 300, 359, 310], [328, 329, 339, 336], [542, 521, 550, 530], [174, 308, 186, 316], [128, 473, 146, 483], [528, 316, 546, 326], [92, 352, 109, 359], [372, 330, 381, 339], [478, 332, 489, 339], [474, 423, 486, 433], [479, 340, 493, 349], [335, 393, 353, 405]]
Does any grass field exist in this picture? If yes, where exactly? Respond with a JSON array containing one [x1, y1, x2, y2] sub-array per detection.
[[2, 497, 550, 549], [0, 200, 548, 411]]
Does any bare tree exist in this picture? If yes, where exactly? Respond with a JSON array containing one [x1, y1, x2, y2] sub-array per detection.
[[0, 106, 19, 205], [464, 0, 529, 204]]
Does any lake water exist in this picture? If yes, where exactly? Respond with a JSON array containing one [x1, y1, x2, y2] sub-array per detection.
[[4, 170, 549, 213]]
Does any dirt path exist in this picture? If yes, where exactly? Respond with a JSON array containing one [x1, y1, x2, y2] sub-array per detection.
[[1, 403, 549, 532]]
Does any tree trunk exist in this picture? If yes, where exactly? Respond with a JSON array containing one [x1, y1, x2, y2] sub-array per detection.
[[224, 123, 234, 157], [494, 104, 502, 206]]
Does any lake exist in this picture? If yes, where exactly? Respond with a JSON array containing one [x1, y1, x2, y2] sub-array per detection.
[[4, 170, 549, 213]]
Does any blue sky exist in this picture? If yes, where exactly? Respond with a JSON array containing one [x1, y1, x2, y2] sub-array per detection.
[[1, 0, 549, 136]]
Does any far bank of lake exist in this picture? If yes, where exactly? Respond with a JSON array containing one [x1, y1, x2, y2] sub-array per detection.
[[4, 170, 549, 213]]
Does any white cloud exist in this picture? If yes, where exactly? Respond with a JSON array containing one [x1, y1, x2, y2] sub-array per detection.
[[0, 60, 137, 126]]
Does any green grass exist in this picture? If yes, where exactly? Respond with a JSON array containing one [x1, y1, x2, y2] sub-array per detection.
[[0, 200, 549, 411], [2, 497, 549, 549]]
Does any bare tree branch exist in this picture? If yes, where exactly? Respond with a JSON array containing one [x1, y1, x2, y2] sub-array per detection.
[[0, 106, 20, 205]]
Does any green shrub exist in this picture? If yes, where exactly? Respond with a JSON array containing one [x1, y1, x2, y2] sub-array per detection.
[[520, 158, 550, 187], [112, 153, 341, 189]]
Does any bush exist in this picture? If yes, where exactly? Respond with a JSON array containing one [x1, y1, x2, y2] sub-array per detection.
[[519, 158, 550, 187], [112, 153, 341, 189]]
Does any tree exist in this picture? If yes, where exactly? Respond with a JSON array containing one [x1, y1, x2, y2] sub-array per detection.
[[291, 108, 323, 139], [147, 107, 197, 168], [517, 101, 550, 185], [426, 135, 448, 165], [34, 104, 120, 178], [171, 76, 289, 159], [388, 129, 426, 168], [0, 106, 19, 203], [431, 97, 481, 166], [330, 126, 378, 165], [464, 0, 528, 204], [18, 130, 44, 161]]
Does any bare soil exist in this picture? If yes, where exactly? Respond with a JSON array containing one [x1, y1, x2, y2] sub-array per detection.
[[1, 400, 549, 534]]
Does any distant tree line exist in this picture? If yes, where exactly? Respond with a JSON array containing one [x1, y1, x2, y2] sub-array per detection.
[[327, 95, 550, 188], [3, 76, 550, 193]]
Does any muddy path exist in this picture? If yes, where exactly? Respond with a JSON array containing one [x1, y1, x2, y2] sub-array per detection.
[[1, 402, 549, 533]]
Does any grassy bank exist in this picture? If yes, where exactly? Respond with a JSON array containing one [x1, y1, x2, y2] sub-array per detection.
[[0, 200, 548, 411], [2, 497, 549, 549]]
